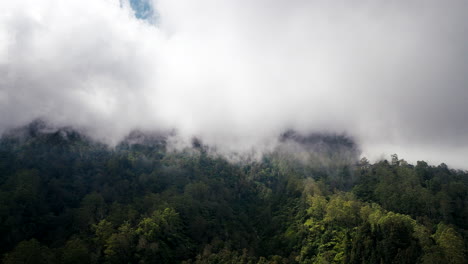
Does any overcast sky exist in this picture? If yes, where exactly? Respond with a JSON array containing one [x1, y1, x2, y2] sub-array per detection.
[[1, 0, 468, 168]]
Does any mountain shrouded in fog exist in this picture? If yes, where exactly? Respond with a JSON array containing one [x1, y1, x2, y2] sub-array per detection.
[[1, 0, 468, 168], [0, 122, 467, 263], [1, 1, 468, 263]]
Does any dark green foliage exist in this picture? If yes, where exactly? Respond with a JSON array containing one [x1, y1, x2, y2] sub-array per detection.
[[353, 156, 468, 229], [3, 239, 56, 264], [0, 127, 467, 263], [61, 238, 90, 264]]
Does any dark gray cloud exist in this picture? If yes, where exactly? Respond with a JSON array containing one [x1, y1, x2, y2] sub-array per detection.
[[1, 0, 468, 168]]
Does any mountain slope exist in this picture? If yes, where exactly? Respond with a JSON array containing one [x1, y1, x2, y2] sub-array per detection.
[[0, 124, 466, 263]]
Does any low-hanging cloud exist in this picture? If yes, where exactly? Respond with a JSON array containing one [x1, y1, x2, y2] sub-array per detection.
[[1, 0, 468, 168]]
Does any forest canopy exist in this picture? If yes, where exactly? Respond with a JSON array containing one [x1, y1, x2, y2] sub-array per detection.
[[0, 122, 466, 263]]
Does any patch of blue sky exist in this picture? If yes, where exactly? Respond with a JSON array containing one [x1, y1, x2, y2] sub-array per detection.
[[128, 0, 156, 22]]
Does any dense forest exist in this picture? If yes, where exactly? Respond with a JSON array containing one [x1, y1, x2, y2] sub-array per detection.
[[0, 121, 467, 264]]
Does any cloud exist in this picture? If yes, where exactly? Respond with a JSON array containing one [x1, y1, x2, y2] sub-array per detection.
[[1, 0, 468, 168]]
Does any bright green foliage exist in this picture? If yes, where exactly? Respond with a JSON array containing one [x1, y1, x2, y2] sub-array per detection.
[[135, 208, 191, 263], [433, 223, 466, 264], [104, 222, 136, 263]]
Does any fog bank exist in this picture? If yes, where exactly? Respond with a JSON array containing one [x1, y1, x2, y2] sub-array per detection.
[[1, 0, 467, 168]]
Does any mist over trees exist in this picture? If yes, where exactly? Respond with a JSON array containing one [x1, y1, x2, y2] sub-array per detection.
[[0, 122, 466, 263], [2, 0, 468, 168], [2, 1, 468, 263]]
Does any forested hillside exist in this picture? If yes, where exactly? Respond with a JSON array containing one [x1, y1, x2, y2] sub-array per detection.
[[0, 122, 467, 263]]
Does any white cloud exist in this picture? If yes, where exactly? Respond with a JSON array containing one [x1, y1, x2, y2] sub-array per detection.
[[1, 0, 468, 168]]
